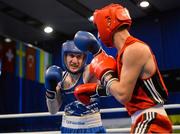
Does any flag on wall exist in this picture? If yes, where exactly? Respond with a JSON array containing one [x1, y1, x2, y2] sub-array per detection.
[[0, 43, 3, 60], [2, 41, 16, 73], [26, 46, 36, 81], [36, 49, 52, 83], [0, 42, 3, 75], [16, 42, 26, 78], [44, 51, 52, 70]]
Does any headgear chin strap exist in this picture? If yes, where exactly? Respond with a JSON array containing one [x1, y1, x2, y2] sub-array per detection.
[[93, 3, 132, 47], [61, 40, 87, 74]]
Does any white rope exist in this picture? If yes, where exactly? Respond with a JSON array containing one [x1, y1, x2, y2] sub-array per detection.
[[0, 111, 64, 119], [107, 127, 130, 132], [173, 125, 180, 130], [1, 126, 180, 134], [0, 104, 179, 119], [100, 107, 126, 113], [107, 125, 180, 132], [164, 103, 180, 109], [100, 103, 180, 113], [0, 104, 180, 133]]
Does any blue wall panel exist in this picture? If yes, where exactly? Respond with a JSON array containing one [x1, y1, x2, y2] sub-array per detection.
[[1, 8, 180, 133], [131, 17, 164, 69]]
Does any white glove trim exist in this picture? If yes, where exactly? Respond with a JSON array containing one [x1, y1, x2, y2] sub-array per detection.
[[106, 78, 119, 95]]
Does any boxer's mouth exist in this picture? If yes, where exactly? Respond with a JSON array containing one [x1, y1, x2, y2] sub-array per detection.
[[70, 63, 78, 68]]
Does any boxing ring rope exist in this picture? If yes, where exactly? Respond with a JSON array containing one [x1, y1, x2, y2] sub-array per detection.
[[0, 104, 180, 133], [0, 104, 180, 119]]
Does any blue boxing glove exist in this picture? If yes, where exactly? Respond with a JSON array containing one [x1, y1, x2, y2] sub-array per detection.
[[74, 31, 102, 56], [74, 31, 118, 96], [45, 65, 62, 99]]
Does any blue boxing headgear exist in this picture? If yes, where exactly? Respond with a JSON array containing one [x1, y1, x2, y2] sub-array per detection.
[[61, 40, 87, 74]]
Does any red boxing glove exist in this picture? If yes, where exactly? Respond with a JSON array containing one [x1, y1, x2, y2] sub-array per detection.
[[89, 51, 118, 88], [74, 83, 107, 105]]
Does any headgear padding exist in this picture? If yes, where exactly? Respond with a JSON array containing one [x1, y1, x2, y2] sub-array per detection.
[[93, 3, 132, 47], [61, 40, 87, 73]]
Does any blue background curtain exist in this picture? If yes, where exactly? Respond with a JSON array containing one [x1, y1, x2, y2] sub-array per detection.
[[0, 8, 180, 132]]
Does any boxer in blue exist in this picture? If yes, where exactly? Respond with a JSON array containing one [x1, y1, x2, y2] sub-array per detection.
[[44, 40, 106, 133]]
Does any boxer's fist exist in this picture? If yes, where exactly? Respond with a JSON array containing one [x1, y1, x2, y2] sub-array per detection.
[[74, 83, 107, 105], [74, 31, 101, 55], [45, 65, 62, 99], [89, 51, 118, 89]]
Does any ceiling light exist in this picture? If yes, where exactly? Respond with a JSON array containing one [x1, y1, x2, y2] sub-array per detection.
[[27, 43, 33, 48], [88, 16, 94, 22], [44, 26, 53, 33], [4, 38, 12, 43], [140, 1, 150, 8]]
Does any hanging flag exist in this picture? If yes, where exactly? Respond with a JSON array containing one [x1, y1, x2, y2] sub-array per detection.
[[36, 49, 44, 83], [44, 51, 52, 70], [42, 51, 52, 82], [2, 41, 16, 73], [26, 45, 36, 81], [36, 49, 41, 82], [0, 42, 3, 60], [0, 42, 3, 76], [36, 49, 52, 83], [16, 42, 26, 78]]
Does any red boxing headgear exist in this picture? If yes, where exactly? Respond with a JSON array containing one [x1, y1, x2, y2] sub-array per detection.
[[93, 3, 132, 47]]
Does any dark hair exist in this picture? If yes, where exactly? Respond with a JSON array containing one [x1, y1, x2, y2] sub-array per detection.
[[117, 24, 129, 31]]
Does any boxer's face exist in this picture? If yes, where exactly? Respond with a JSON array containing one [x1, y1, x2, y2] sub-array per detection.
[[65, 52, 85, 73]]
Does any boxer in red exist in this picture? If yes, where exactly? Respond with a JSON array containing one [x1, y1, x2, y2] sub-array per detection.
[[73, 3, 172, 133]]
